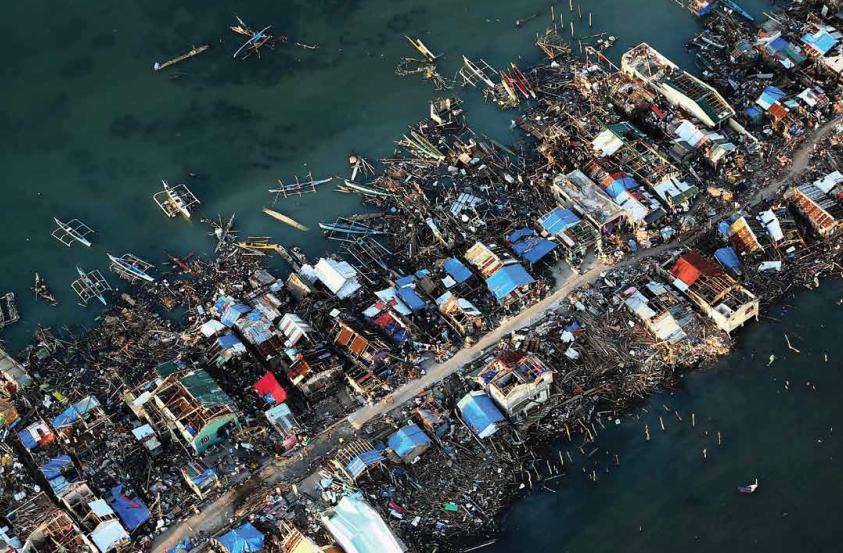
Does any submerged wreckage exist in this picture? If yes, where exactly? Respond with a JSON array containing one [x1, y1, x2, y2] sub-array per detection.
[[2, 3, 843, 553]]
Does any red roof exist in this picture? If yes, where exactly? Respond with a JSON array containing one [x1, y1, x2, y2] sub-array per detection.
[[253, 371, 287, 404], [671, 252, 721, 286]]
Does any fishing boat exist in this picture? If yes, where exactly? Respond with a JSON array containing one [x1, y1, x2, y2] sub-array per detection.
[[460, 56, 497, 89], [738, 478, 759, 494], [154, 180, 200, 219], [339, 180, 396, 198], [405, 35, 438, 62], [32, 273, 58, 306], [510, 63, 536, 99], [262, 208, 309, 231], [0, 293, 19, 329], [108, 253, 155, 283], [720, 0, 754, 21], [51, 217, 94, 248], [688, 0, 716, 16], [71, 267, 111, 306], [318, 221, 385, 235]]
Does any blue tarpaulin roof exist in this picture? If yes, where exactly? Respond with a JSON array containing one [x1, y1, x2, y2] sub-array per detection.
[[387, 423, 431, 459], [539, 207, 580, 235], [40, 454, 73, 495], [397, 286, 427, 311], [109, 485, 151, 531], [802, 31, 838, 55], [458, 391, 505, 437], [167, 539, 194, 553], [757, 86, 786, 111], [52, 396, 100, 429], [769, 37, 788, 52], [486, 264, 535, 302], [217, 523, 265, 553], [444, 258, 473, 283], [221, 304, 251, 327], [346, 449, 385, 480], [746, 106, 763, 121], [217, 333, 242, 350], [715, 246, 742, 271], [509, 231, 558, 264]]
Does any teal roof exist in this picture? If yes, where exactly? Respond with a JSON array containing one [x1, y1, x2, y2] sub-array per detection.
[[180, 370, 235, 408]]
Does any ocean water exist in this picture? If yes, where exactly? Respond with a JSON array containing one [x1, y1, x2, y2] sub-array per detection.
[[483, 281, 843, 553], [0, 0, 770, 348]]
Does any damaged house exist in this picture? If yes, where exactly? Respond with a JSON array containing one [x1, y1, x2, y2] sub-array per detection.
[[476, 352, 554, 417], [128, 363, 239, 455], [789, 171, 843, 236], [7, 493, 97, 552], [619, 279, 699, 344], [551, 170, 627, 233], [665, 251, 759, 334]]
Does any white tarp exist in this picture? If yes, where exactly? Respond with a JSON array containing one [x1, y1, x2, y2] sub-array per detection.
[[200, 319, 226, 338], [314, 258, 362, 299], [813, 170, 843, 194], [322, 494, 407, 553], [673, 120, 706, 148], [592, 129, 624, 157], [758, 210, 784, 242], [90, 520, 128, 553]]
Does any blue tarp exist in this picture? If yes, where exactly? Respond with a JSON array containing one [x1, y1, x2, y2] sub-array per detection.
[[802, 31, 838, 55], [217, 333, 242, 350], [221, 304, 251, 327], [395, 274, 416, 287], [510, 234, 558, 264], [486, 264, 535, 302], [217, 523, 265, 553], [387, 423, 431, 459], [18, 427, 39, 450], [40, 454, 73, 495], [397, 287, 427, 311], [769, 37, 788, 52], [345, 449, 385, 480], [539, 207, 580, 235], [758, 86, 786, 111], [191, 468, 218, 487], [109, 485, 151, 531], [52, 396, 100, 429], [167, 539, 194, 553], [746, 106, 763, 121], [444, 258, 473, 283], [458, 392, 505, 437], [715, 247, 742, 272]]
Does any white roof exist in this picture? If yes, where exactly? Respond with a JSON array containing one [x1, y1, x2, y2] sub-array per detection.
[[614, 190, 650, 221], [673, 120, 706, 148], [90, 520, 128, 553], [374, 288, 411, 316], [592, 129, 624, 157], [758, 210, 784, 242], [322, 494, 407, 553], [131, 424, 155, 441], [279, 313, 312, 346], [88, 499, 114, 518], [314, 258, 362, 299], [200, 319, 226, 337], [653, 177, 692, 202], [813, 171, 843, 194]]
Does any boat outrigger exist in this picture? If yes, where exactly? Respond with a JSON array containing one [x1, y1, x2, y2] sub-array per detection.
[[738, 478, 759, 494], [0, 293, 19, 329], [405, 35, 438, 62], [71, 267, 112, 306], [231, 17, 273, 59], [459, 56, 497, 89], [262, 208, 309, 231], [154, 180, 200, 220], [108, 253, 155, 283], [32, 273, 58, 306], [51, 217, 94, 248]]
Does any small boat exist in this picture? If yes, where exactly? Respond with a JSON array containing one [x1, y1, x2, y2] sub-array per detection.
[[738, 478, 758, 494], [233, 24, 272, 59], [154, 180, 200, 219], [262, 208, 309, 231], [32, 273, 58, 306], [405, 35, 438, 62], [108, 253, 156, 283], [688, 0, 716, 16], [72, 266, 111, 306], [51, 217, 94, 248]]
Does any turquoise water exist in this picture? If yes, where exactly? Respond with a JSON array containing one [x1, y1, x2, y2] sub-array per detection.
[[0, 0, 769, 348], [485, 281, 843, 553]]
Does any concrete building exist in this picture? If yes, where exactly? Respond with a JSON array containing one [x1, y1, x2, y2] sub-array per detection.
[[622, 43, 735, 128], [477, 352, 553, 416]]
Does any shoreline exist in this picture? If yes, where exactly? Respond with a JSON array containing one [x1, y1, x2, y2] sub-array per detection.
[[3, 4, 843, 553]]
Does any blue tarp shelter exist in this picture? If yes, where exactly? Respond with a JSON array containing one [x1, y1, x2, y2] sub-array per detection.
[[345, 449, 385, 480], [40, 454, 74, 495], [715, 247, 742, 273], [394, 275, 427, 311], [109, 485, 151, 531], [167, 538, 194, 553], [539, 207, 580, 235], [458, 391, 505, 438], [387, 423, 431, 461], [444, 258, 473, 283], [486, 264, 535, 303], [746, 106, 763, 122], [217, 333, 243, 350], [217, 523, 264, 553], [221, 304, 251, 327], [802, 31, 838, 55], [508, 228, 558, 264], [52, 396, 100, 429], [757, 86, 786, 111]]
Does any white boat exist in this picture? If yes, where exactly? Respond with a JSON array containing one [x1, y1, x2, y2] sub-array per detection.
[[51, 217, 94, 247], [72, 266, 111, 306], [108, 253, 155, 283], [154, 180, 200, 219]]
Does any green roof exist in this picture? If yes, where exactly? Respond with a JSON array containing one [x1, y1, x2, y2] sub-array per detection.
[[156, 359, 185, 377], [180, 370, 235, 408]]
